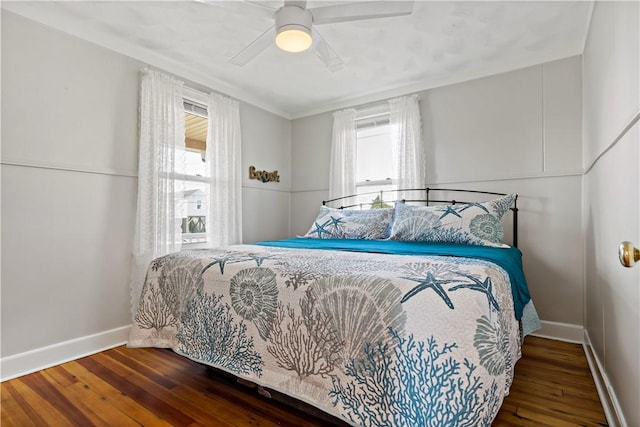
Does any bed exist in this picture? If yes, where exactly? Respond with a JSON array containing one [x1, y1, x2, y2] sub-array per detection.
[[128, 188, 540, 426]]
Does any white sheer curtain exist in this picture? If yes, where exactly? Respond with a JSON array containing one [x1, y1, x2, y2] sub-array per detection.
[[131, 68, 185, 317], [206, 93, 243, 247], [389, 94, 425, 193], [329, 108, 357, 201]]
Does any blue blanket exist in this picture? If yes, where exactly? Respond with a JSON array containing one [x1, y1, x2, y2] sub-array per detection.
[[255, 238, 531, 321]]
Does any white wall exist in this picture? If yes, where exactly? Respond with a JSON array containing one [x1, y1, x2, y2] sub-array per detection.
[[291, 112, 333, 235], [241, 103, 291, 243], [291, 57, 585, 329], [583, 2, 639, 426], [0, 11, 291, 375], [1, 11, 141, 361]]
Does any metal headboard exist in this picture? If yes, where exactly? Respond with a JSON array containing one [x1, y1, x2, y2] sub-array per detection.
[[322, 187, 519, 247]]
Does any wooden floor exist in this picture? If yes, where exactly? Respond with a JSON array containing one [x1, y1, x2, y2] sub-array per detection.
[[1, 336, 607, 426]]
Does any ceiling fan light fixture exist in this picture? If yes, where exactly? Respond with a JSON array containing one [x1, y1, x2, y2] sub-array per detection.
[[276, 26, 312, 52], [275, 5, 313, 53]]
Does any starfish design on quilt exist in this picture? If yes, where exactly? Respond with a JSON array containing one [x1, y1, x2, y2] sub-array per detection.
[[437, 205, 463, 219], [247, 253, 275, 267], [401, 272, 459, 309], [449, 273, 500, 311], [308, 220, 333, 238], [202, 256, 249, 275], [458, 202, 489, 213], [329, 216, 344, 229]]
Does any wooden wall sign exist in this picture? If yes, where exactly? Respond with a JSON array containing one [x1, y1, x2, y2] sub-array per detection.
[[249, 166, 280, 183]]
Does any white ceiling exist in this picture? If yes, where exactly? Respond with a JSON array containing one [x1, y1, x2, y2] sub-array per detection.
[[2, 1, 592, 119]]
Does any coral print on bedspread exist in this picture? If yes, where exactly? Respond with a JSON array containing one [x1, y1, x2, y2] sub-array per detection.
[[128, 241, 533, 427]]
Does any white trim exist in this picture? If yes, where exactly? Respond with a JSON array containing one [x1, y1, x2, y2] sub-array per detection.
[[1, 157, 138, 178], [581, 1, 596, 54], [583, 330, 627, 427], [242, 184, 291, 194], [541, 64, 547, 172], [429, 170, 585, 185], [0, 325, 131, 382], [584, 111, 640, 174], [291, 169, 585, 194], [356, 179, 395, 187], [290, 188, 328, 195], [175, 173, 211, 184], [530, 320, 584, 343]]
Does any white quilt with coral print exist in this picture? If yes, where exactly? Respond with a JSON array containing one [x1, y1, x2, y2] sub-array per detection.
[[128, 244, 522, 426]]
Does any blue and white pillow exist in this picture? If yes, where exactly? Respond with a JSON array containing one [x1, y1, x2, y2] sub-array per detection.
[[389, 194, 515, 247], [303, 206, 394, 240]]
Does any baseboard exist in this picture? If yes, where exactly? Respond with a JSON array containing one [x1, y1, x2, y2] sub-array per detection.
[[530, 320, 584, 343], [1, 325, 131, 382], [583, 331, 627, 427]]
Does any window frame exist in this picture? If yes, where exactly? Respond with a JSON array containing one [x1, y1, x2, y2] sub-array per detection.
[[179, 96, 210, 247], [354, 104, 397, 207]]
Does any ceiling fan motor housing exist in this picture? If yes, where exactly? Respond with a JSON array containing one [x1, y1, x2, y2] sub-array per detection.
[[275, 5, 313, 41], [276, 5, 312, 32]]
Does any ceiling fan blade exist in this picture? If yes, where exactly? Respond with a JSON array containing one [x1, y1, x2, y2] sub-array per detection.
[[246, 1, 280, 18], [194, 0, 276, 20], [229, 25, 275, 66], [313, 28, 344, 72], [310, 1, 413, 25], [283, 0, 307, 8]]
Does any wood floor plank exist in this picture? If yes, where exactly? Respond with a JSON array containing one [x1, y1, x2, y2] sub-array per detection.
[[61, 361, 174, 427], [115, 346, 326, 426], [42, 364, 79, 388], [0, 336, 608, 427], [1, 382, 45, 427], [170, 384, 291, 427], [89, 351, 251, 426], [2, 378, 75, 427], [114, 346, 185, 376], [77, 355, 196, 426], [508, 377, 602, 410], [506, 389, 607, 424], [55, 379, 140, 427], [104, 347, 179, 389], [19, 372, 94, 426], [513, 405, 585, 427], [499, 337, 607, 427], [508, 379, 564, 399], [494, 409, 556, 427]]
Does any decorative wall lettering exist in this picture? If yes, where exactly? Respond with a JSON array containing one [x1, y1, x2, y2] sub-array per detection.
[[249, 166, 280, 183]]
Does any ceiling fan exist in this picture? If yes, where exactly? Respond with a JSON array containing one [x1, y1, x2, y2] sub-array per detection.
[[198, 1, 414, 72]]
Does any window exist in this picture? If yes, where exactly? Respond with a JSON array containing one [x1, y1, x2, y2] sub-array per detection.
[[177, 100, 209, 246], [354, 105, 396, 208]]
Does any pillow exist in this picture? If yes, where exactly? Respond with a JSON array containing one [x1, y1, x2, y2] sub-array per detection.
[[388, 194, 515, 247], [303, 206, 394, 240]]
